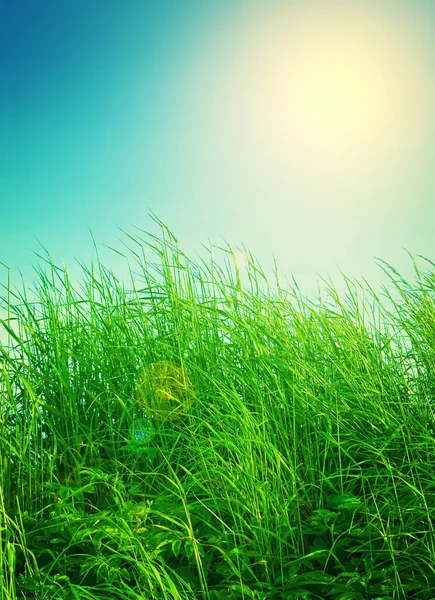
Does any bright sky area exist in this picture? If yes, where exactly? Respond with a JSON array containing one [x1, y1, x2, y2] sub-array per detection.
[[1, 0, 435, 346]]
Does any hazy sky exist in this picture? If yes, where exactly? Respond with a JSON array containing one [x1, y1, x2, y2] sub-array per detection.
[[1, 0, 435, 342]]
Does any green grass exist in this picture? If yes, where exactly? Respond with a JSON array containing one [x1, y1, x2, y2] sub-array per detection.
[[1, 214, 435, 599]]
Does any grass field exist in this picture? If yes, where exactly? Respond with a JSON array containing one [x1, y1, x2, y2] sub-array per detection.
[[1, 216, 435, 599]]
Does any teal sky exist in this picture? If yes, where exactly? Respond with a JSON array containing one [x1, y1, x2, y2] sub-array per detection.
[[1, 0, 435, 342]]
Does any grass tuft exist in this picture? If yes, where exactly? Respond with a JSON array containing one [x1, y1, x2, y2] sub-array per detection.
[[1, 215, 435, 599]]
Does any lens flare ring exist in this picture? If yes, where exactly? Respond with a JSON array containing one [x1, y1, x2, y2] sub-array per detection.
[[135, 361, 194, 421]]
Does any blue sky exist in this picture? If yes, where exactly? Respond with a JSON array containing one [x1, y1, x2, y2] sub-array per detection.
[[1, 0, 435, 338]]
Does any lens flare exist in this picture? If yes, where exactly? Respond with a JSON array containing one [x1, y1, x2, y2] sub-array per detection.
[[135, 361, 194, 421]]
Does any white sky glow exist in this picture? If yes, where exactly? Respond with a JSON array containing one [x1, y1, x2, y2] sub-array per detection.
[[236, 2, 432, 194]]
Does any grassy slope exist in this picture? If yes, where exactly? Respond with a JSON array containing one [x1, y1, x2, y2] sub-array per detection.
[[1, 216, 435, 599]]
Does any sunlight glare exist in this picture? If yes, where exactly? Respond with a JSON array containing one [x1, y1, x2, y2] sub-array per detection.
[[239, 2, 431, 187]]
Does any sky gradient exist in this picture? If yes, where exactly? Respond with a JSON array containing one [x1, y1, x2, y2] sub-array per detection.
[[1, 0, 435, 344]]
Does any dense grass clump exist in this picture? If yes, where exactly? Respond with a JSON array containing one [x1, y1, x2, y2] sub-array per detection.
[[1, 215, 435, 599]]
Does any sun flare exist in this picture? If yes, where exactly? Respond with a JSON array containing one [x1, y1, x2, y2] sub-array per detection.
[[135, 361, 194, 421], [238, 2, 430, 185]]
